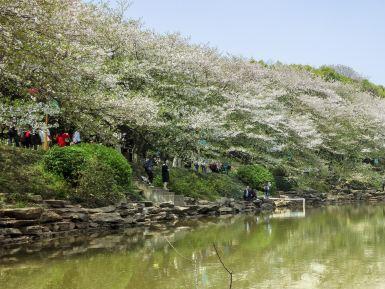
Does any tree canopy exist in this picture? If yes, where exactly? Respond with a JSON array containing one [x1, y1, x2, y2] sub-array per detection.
[[1, 0, 385, 173]]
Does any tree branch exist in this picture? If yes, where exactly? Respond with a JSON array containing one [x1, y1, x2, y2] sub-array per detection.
[[213, 243, 233, 289]]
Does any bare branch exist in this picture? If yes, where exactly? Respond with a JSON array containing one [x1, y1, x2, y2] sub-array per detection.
[[213, 243, 233, 289]]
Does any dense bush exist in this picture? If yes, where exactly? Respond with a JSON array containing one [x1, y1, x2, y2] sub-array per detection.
[[154, 168, 244, 200], [237, 164, 275, 191], [75, 158, 124, 207], [271, 165, 295, 191], [43, 144, 132, 206], [43, 146, 86, 184]]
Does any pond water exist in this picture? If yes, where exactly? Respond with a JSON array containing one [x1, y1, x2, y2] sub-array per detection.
[[1, 205, 385, 289]]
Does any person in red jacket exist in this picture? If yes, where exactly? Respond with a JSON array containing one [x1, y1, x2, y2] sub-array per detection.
[[62, 132, 70, 146], [24, 129, 31, 148], [56, 132, 66, 147]]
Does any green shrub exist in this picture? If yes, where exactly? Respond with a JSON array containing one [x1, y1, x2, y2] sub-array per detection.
[[74, 158, 125, 207], [43, 144, 132, 188], [271, 165, 288, 177], [237, 164, 275, 191], [271, 165, 295, 191], [43, 144, 132, 205], [274, 176, 296, 191], [42, 146, 86, 184]]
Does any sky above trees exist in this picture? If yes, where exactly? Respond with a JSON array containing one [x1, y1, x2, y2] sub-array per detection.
[[113, 0, 385, 85]]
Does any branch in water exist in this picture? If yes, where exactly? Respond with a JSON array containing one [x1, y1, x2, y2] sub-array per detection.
[[213, 243, 233, 289]]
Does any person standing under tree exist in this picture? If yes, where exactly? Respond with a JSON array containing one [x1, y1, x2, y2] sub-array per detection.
[[162, 160, 170, 190]]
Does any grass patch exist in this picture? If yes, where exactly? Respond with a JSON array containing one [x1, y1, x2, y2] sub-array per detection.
[[154, 167, 245, 200]]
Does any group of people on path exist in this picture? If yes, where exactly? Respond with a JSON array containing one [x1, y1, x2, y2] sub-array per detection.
[[243, 182, 272, 201], [6, 126, 81, 149], [7, 127, 46, 149]]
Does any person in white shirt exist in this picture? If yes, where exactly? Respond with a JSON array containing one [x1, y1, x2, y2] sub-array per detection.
[[72, 130, 81, 145]]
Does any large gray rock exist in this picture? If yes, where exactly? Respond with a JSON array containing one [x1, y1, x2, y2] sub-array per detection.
[[253, 199, 262, 206], [123, 217, 136, 225], [55, 221, 76, 231], [133, 213, 146, 222], [184, 197, 196, 205], [54, 207, 88, 214], [0, 228, 22, 236], [40, 211, 63, 223], [22, 225, 46, 236], [159, 202, 174, 208], [172, 206, 191, 215], [90, 212, 123, 223], [75, 222, 89, 229], [261, 203, 275, 211], [0, 218, 38, 228], [232, 203, 243, 213], [0, 208, 43, 220], [197, 204, 219, 214], [216, 197, 233, 206], [151, 212, 167, 221], [86, 206, 116, 214], [119, 208, 140, 218], [164, 213, 178, 221], [145, 207, 162, 215], [219, 207, 233, 214], [197, 200, 210, 205], [44, 200, 71, 208], [61, 212, 89, 222]]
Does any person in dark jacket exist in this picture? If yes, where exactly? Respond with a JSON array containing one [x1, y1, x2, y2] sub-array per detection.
[[144, 158, 154, 185], [7, 127, 13, 146], [162, 160, 170, 190], [243, 186, 255, 201]]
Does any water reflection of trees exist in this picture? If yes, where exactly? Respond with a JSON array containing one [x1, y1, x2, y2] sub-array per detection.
[[2, 206, 385, 289]]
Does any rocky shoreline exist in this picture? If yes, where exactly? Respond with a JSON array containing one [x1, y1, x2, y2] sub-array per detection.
[[0, 197, 276, 247], [275, 188, 385, 207], [2, 188, 385, 249]]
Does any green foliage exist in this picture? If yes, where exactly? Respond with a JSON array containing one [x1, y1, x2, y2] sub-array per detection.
[[0, 145, 70, 202], [296, 174, 330, 193], [331, 161, 383, 190], [43, 144, 132, 188], [74, 158, 125, 207], [313, 66, 353, 84], [43, 144, 132, 206], [154, 168, 244, 200], [237, 164, 275, 191], [361, 80, 385, 98], [270, 165, 296, 191], [43, 146, 86, 184], [307, 65, 385, 98]]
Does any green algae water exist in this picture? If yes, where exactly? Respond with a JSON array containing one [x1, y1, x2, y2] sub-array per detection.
[[1, 205, 385, 289]]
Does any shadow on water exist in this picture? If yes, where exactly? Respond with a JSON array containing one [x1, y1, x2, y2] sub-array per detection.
[[1, 205, 385, 289]]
